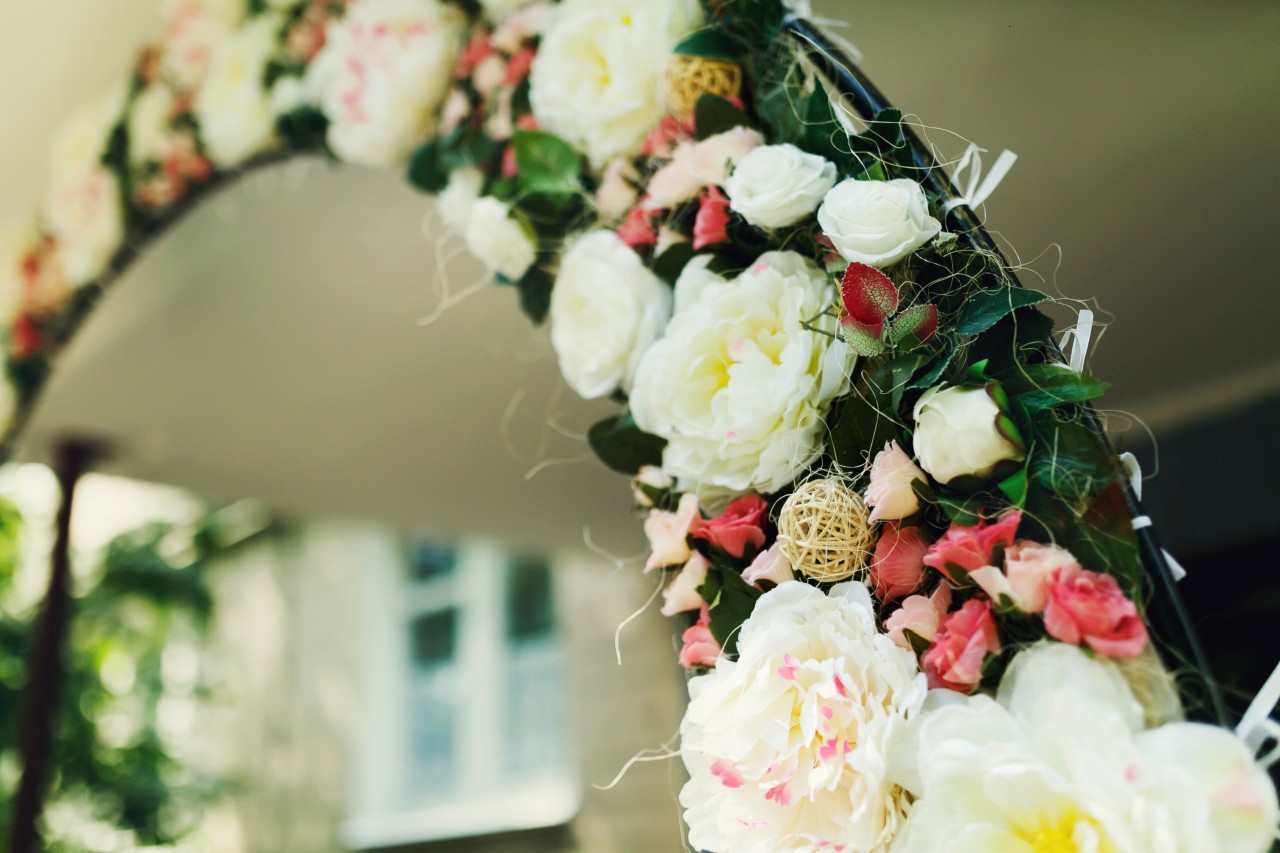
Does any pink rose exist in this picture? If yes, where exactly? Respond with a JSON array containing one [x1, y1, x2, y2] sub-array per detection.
[[645, 127, 762, 210], [742, 542, 793, 588], [922, 509, 1021, 583], [869, 523, 929, 601], [885, 584, 952, 651], [865, 441, 927, 523], [661, 552, 711, 616], [596, 158, 639, 221], [679, 604, 721, 669], [472, 54, 507, 98], [921, 598, 1001, 693], [504, 46, 536, 86], [692, 186, 730, 250], [970, 540, 1078, 614], [1043, 564, 1149, 658], [691, 494, 767, 558], [644, 492, 700, 571], [617, 203, 659, 249], [643, 116, 690, 159], [457, 31, 495, 79]]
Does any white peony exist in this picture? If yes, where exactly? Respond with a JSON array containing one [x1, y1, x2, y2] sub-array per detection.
[[817, 178, 941, 268], [436, 166, 484, 232], [912, 383, 1024, 485], [462, 197, 537, 281], [159, 0, 243, 89], [726, 143, 837, 229], [681, 581, 928, 852], [307, 0, 465, 167], [195, 16, 279, 169], [629, 251, 850, 493], [44, 88, 127, 287], [549, 230, 671, 399], [529, 0, 702, 167], [892, 642, 1280, 853]]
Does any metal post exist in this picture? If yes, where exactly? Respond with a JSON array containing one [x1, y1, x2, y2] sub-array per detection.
[[8, 440, 99, 853], [785, 18, 1229, 725]]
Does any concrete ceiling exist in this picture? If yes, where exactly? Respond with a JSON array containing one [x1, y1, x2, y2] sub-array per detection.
[[4, 1, 1279, 548]]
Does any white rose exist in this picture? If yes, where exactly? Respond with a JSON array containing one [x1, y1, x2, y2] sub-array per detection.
[[681, 581, 927, 852], [436, 166, 483, 232], [629, 250, 850, 493], [44, 88, 127, 287], [195, 16, 279, 169], [462, 197, 536, 281], [818, 177, 941, 268], [595, 158, 639, 221], [549, 230, 672, 399], [159, 0, 242, 89], [911, 383, 1024, 486], [529, 0, 702, 167], [726, 143, 837, 228], [307, 0, 465, 167]]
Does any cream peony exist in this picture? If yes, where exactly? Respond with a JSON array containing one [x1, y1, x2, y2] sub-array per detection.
[[529, 0, 702, 167], [817, 178, 941, 268], [725, 143, 837, 228], [912, 383, 1024, 485], [681, 581, 928, 852], [159, 0, 243, 89], [195, 16, 279, 169], [892, 642, 1280, 853], [461, 197, 537, 281], [549, 230, 672, 400], [629, 251, 850, 493], [44, 88, 127, 287], [307, 0, 465, 167]]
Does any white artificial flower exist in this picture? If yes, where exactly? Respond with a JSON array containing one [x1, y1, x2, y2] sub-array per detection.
[[911, 383, 1024, 486], [596, 158, 639, 221], [44, 87, 127, 287], [660, 551, 710, 616], [490, 1, 555, 51], [629, 251, 850, 493], [864, 440, 926, 523], [159, 0, 243, 89], [549, 230, 671, 399], [646, 126, 763, 210], [671, 253, 724, 313], [479, 0, 535, 23], [128, 83, 178, 167], [891, 642, 1280, 853], [681, 581, 928, 852], [529, 0, 702, 167], [817, 177, 941, 268], [462, 197, 536, 281], [307, 0, 465, 167], [195, 16, 279, 169], [726, 143, 837, 229], [436, 167, 484, 233]]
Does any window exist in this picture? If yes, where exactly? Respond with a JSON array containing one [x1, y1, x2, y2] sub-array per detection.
[[343, 537, 579, 849]]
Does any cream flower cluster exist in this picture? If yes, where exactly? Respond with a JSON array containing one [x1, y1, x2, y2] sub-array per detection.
[[629, 251, 850, 493], [307, 0, 465, 167], [681, 581, 928, 852]]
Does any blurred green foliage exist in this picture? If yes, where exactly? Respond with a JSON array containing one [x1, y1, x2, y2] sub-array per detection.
[[0, 500, 223, 851]]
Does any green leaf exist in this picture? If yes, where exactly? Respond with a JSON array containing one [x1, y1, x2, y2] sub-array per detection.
[[841, 323, 885, 358], [676, 30, 740, 60], [907, 349, 955, 390], [1007, 364, 1111, 412], [694, 93, 751, 140], [828, 391, 891, 469], [901, 628, 931, 657], [1027, 414, 1115, 507], [703, 558, 762, 658], [955, 287, 1048, 336], [997, 467, 1029, 507], [587, 412, 666, 475], [277, 105, 329, 153], [652, 242, 696, 285], [514, 130, 582, 200], [406, 139, 449, 193], [501, 263, 555, 324]]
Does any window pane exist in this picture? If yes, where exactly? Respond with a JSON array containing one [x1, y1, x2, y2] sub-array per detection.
[[410, 609, 457, 669], [505, 556, 554, 642], [504, 644, 568, 777], [407, 541, 456, 582], [406, 668, 458, 798]]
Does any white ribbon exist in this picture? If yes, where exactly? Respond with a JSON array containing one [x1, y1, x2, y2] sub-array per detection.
[[1058, 308, 1095, 373], [1237, 661, 1280, 769], [1119, 452, 1188, 582], [941, 144, 1018, 215]]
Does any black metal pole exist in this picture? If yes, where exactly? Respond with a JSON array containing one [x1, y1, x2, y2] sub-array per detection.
[[784, 18, 1229, 726], [8, 441, 99, 853]]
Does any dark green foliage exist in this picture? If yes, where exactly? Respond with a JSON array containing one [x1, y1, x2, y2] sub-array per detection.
[[588, 413, 666, 475]]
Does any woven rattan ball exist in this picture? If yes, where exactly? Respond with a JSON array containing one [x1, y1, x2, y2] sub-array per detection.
[[664, 55, 743, 121], [776, 478, 875, 583]]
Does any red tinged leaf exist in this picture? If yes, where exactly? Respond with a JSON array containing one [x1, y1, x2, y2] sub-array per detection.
[[841, 262, 898, 327], [888, 304, 940, 346]]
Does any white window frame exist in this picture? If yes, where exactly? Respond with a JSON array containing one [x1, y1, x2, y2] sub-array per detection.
[[342, 537, 579, 850]]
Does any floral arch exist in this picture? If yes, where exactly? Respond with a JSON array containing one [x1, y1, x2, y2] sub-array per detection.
[[1, 0, 1278, 851]]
